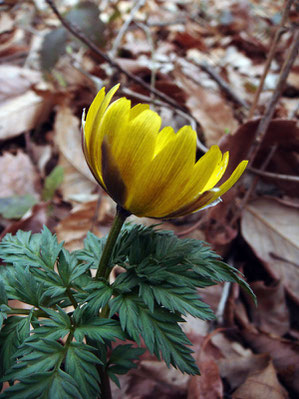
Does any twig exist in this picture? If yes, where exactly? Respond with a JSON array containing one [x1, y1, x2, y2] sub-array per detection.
[[215, 282, 231, 325], [135, 21, 157, 103], [121, 87, 208, 152], [110, 0, 145, 57], [231, 144, 278, 225], [248, 167, 299, 182], [45, 0, 191, 116], [247, 0, 295, 119], [199, 62, 249, 109], [247, 28, 299, 164]]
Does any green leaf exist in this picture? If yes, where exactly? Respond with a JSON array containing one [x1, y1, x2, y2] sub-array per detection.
[[42, 166, 64, 201], [112, 224, 256, 303], [4, 339, 65, 381], [65, 342, 101, 399], [29, 307, 71, 341], [0, 281, 7, 305], [77, 231, 106, 269], [0, 280, 9, 329], [0, 370, 82, 399], [40, 28, 67, 72], [57, 249, 90, 288], [107, 344, 145, 387], [139, 283, 214, 319], [0, 226, 63, 270], [73, 306, 126, 343], [109, 294, 199, 375], [66, 1, 105, 46], [3, 265, 50, 307], [0, 195, 37, 219], [0, 315, 32, 378], [83, 281, 114, 314]]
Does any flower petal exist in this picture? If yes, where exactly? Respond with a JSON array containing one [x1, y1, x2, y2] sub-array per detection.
[[150, 145, 222, 217], [127, 125, 197, 217], [168, 160, 248, 218]]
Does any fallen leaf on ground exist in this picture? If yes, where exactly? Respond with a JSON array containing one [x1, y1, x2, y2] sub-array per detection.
[[188, 335, 223, 399], [55, 197, 114, 251], [244, 280, 290, 336], [232, 358, 288, 399], [0, 90, 53, 140], [241, 197, 299, 303], [54, 105, 96, 182], [0, 64, 41, 102], [177, 74, 238, 146], [241, 326, 299, 394], [0, 151, 40, 197]]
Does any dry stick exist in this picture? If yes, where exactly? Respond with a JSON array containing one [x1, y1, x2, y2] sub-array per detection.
[[248, 167, 299, 182], [110, 0, 146, 57], [246, 28, 299, 164], [247, 0, 295, 119], [199, 62, 249, 109], [45, 0, 192, 116], [231, 144, 278, 225]]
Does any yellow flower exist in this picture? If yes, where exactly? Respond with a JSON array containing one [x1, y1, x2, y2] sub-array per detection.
[[82, 84, 247, 219]]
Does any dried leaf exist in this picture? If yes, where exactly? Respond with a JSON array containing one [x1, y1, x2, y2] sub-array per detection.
[[241, 326, 299, 394], [245, 281, 290, 336], [54, 105, 96, 182], [0, 90, 53, 140], [0, 151, 39, 198], [232, 359, 288, 399], [0, 195, 37, 219], [40, 28, 67, 72], [241, 198, 299, 302]]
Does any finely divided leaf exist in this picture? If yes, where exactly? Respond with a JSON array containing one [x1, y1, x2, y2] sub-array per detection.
[[65, 342, 101, 399]]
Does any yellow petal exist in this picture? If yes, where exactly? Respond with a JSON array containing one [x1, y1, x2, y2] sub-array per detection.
[[171, 160, 248, 217], [212, 160, 248, 199], [84, 87, 106, 145], [152, 145, 221, 217], [129, 103, 150, 120], [118, 109, 161, 189], [84, 85, 122, 187], [127, 125, 197, 217]]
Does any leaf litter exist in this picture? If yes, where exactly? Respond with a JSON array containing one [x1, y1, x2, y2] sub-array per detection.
[[0, 0, 298, 397]]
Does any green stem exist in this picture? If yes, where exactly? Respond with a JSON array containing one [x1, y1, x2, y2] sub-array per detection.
[[95, 206, 129, 280], [94, 206, 129, 399], [66, 287, 78, 309], [6, 308, 47, 317]]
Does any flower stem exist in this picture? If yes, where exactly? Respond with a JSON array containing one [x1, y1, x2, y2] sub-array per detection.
[[95, 206, 129, 280]]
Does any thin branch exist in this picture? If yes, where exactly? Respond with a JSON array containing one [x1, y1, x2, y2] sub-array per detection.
[[231, 144, 278, 225], [247, 28, 299, 164], [110, 0, 146, 57], [248, 167, 299, 182], [45, 0, 191, 115], [247, 0, 295, 119], [199, 62, 249, 109]]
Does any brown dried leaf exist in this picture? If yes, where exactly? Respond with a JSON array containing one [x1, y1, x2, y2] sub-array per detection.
[[54, 105, 96, 182], [188, 336, 223, 399], [232, 359, 288, 399], [58, 153, 97, 203], [178, 75, 238, 146], [0, 65, 41, 102], [55, 198, 114, 251], [245, 281, 290, 336], [0, 151, 40, 198], [126, 361, 189, 399], [0, 202, 48, 239], [0, 90, 53, 140], [219, 119, 299, 196], [241, 198, 299, 303], [240, 325, 299, 394], [212, 333, 270, 390]]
